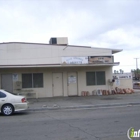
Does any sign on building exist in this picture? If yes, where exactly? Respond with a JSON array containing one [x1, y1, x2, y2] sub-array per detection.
[[13, 73, 18, 81], [113, 73, 132, 79], [88, 56, 113, 64], [68, 76, 77, 83], [62, 56, 113, 65], [62, 57, 88, 64]]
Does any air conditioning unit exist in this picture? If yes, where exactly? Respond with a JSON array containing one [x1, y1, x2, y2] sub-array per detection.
[[14, 81, 22, 90], [49, 37, 68, 45]]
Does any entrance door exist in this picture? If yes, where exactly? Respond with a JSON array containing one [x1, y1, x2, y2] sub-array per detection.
[[52, 73, 63, 96], [68, 72, 78, 96], [1, 74, 13, 92]]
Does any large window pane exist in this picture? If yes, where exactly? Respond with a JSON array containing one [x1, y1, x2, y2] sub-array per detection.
[[33, 73, 43, 88], [22, 74, 32, 88], [96, 71, 105, 85], [86, 72, 96, 85]]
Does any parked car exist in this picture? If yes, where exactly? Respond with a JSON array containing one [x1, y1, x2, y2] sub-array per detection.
[[133, 82, 140, 89], [0, 89, 28, 116]]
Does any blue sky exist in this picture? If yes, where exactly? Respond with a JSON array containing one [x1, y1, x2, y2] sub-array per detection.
[[0, 0, 140, 72]]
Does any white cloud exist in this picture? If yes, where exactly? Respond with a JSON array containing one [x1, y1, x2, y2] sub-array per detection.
[[0, 0, 140, 72], [88, 26, 140, 49]]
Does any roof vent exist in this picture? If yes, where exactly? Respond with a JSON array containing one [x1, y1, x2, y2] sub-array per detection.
[[49, 37, 68, 45]]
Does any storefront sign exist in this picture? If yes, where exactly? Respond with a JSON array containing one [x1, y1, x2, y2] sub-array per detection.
[[88, 56, 113, 64], [113, 73, 132, 79], [62, 57, 88, 64], [13, 73, 18, 81], [68, 76, 77, 83], [115, 79, 120, 86]]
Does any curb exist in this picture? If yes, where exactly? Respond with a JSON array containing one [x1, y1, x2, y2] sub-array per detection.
[[27, 102, 140, 112]]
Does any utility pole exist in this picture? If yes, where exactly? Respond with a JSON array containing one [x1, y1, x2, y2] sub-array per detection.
[[134, 58, 139, 69], [134, 58, 139, 79]]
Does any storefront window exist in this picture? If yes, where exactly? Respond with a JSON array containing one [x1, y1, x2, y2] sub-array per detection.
[[86, 71, 105, 85], [22, 73, 43, 88]]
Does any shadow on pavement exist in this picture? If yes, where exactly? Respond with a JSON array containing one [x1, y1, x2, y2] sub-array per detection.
[[0, 111, 30, 117]]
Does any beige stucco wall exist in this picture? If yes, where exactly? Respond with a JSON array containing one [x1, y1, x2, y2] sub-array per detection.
[[112, 73, 133, 89], [77, 66, 113, 95], [0, 43, 112, 65], [0, 42, 122, 98], [113, 79, 133, 89], [0, 66, 113, 98]]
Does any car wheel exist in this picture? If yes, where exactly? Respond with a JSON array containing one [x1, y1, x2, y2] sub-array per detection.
[[2, 104, 14, 116]]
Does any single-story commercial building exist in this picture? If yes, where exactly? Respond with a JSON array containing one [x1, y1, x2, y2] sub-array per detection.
[[0, 37, 122, 98]]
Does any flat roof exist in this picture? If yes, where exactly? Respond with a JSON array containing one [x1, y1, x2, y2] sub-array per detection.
[[0, 42, 122, 54]]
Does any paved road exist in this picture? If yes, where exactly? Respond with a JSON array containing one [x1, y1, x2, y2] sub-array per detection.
[[0, 105, 140, 140]]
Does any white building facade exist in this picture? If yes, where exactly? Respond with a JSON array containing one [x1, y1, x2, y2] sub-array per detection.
[[0, 38, 122, 98]]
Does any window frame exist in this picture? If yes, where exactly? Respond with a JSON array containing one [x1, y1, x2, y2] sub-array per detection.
[[33, 73, 43, 88], [86, 71, 106, 86], [86, 72, 96, 86], [22, 73, 32, 88], [22, 73, 43, 88]]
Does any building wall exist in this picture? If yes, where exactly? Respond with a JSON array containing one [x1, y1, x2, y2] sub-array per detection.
[[113, 73, 133, 89], [0, 66, 113, 98], [0, 43, 112, 65], [113, 79, 133, 89]]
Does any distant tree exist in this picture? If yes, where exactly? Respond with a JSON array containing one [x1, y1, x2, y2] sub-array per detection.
[[120, 69, 124, 73], [131, 68, 140, 73], [114, 70, 124, 74], [131, 69, 140, 80]]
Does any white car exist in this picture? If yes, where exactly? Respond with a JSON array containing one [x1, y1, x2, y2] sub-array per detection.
[[0, 89, 28, 116]]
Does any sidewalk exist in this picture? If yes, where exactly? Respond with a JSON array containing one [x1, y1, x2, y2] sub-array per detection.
[[27, 91, 140, 111]]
